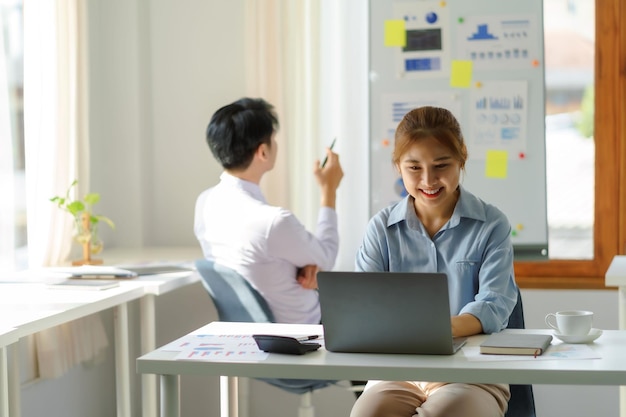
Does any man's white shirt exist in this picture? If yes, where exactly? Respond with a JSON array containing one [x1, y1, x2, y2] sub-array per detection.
[[194, 172, 339, 324]]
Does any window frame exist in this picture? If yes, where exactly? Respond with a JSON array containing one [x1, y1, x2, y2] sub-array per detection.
[[514, 0, 626, 289]]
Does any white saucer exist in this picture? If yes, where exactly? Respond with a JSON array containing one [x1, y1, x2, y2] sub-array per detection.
[[553, 328, 603, 344]]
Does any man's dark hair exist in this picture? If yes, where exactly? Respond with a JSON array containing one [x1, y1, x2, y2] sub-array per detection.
[[206, 98, 279, 170]]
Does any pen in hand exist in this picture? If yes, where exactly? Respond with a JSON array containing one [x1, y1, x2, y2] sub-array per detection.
[[320, 138, 337, 168]]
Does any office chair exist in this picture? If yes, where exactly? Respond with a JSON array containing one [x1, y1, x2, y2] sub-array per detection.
[[195, 259, 335, 417], [504, 291, 537, 417]]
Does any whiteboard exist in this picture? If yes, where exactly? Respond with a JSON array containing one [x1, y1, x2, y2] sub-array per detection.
[[369, 0, 548, 260]]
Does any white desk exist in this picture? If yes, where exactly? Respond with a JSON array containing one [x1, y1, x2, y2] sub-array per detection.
[[104, 246, 202, 417], [0, 302, 81, 416], [0, 282, 145, 417], [137, 321, 626, 417], [0, 247, 202, 417], [0, 327, 19, 417], [123, 272, 200, 417], [0, 275, 200, 417], [0, 249, 201, 417], [606, 254, 626, 417]]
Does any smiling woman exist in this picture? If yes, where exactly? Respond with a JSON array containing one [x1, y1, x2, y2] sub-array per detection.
[[354, 105, 518, 417], [392, 108, 467, 238]]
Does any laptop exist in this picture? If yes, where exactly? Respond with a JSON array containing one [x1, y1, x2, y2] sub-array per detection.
[[317, 271, 467, 355]]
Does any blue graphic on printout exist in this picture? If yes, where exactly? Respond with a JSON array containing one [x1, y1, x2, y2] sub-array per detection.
[[501, 20, 530, 38], [392, 102, 414, 122], [470, 49, 528, 60], [501, 127, 521, 140], [392, 100, 446, 123], [474, 95, 524, 110], [490, 97, 512, 110], [425, 12, 438, 24], [474, 128, 497, 144], [468, 24, 497, 40], [394, 177, 408, 198], [405, 57, 441, 72]]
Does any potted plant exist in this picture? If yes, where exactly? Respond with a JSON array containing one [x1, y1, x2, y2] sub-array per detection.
[[50, 180, 115, 265]]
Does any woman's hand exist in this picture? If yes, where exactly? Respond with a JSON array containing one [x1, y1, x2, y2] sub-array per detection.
[[451, 313, 483, 338]]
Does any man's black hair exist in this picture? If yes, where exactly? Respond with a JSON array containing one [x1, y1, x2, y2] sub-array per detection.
[[206, 98, 279, 170]]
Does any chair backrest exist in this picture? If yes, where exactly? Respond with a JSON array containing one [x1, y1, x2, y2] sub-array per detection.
[[195, 259, 275, 323], [504, 290, 537, 417], [195, 258, 334, 396]]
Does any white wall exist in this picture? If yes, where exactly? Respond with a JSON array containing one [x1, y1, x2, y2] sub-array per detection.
[[522, 289, 619, 417], [18, 1, 621, 417], [88, 0, 246, 250]]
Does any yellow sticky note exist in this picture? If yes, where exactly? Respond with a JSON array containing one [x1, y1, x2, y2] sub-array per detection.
[[485, 150, 508, 178], [384, 20, 406, 47], [450, 60, 473, 88]]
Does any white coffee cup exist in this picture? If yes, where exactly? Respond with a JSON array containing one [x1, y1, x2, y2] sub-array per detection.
[[545, 310, 593, 336]]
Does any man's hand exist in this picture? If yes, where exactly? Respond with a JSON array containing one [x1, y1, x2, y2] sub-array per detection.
[[296, 265, 319, 289], [314, 148, 344, 209]]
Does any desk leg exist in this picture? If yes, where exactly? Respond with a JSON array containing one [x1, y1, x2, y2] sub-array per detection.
[[239, 377, 249, 417], [160, 374, 179, 417], [115, 303, 132, 417], [141, 294, 157, 417], [7, 343, 19, 417], [0, 345, 8, 417], [220, 376, 238, 417]]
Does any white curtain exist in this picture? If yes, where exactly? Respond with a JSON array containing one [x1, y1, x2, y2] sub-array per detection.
[[244, 0, 322, 226], [317, 0, 370, 271], [244, 0, 370, 271], [24, 0, 108, 379], [0, 10, 15, 270], [24, 0, 95, 266]]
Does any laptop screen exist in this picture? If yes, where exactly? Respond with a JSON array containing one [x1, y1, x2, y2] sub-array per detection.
[[317, 271, 465, 355]]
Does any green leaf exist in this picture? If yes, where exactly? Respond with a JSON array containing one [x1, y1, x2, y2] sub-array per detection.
[[50, 180, 114, 232], [84, 193, 100, 205], [66, 179, 78, 199], [66, 201, 85, 216], [98, 216, 115, 229], [50, 196, 65, 206]]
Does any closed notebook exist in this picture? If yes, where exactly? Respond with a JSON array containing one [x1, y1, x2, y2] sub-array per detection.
[[480, 333, 553, 356]]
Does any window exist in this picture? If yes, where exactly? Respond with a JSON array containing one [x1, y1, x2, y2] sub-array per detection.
[[544, 0, 594, 260], [515, 0, 625, 288]]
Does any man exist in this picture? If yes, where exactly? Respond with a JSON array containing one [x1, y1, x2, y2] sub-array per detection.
[[194, 97, 344, 324]]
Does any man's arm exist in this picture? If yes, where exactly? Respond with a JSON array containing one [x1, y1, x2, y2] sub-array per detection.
[[314, 147, 343, 208]]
